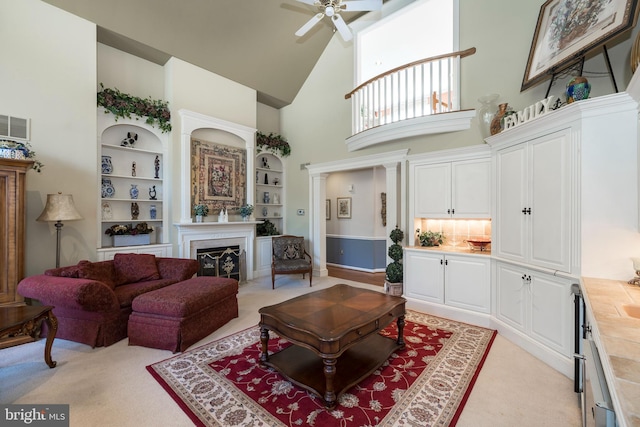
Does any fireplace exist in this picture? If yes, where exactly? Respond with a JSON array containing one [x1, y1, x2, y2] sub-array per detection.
[[196, 245, 245, 281], [175, 222, 257, 281]]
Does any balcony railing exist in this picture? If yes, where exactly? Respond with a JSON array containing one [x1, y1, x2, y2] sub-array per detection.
[[345, 48, 476, 136]]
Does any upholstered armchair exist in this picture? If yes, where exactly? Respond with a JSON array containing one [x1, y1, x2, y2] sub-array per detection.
[[271, 235, 312, 289]]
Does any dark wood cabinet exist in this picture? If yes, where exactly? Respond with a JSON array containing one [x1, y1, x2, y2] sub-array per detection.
[[0, 158, 33, 306]]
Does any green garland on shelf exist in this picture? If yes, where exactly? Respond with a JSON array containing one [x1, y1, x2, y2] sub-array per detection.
[[97, 83, 172, 133], [256, 131, 291, 157]]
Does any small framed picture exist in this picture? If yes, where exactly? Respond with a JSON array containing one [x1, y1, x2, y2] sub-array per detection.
[[326, 199, 331, 220], [337, 197, 352, 219]]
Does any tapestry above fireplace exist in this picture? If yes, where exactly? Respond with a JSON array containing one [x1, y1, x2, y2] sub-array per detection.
[[191, 138, 246, 212]]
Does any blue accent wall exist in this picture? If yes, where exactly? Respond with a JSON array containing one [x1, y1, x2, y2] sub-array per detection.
[[326, 237, 386, 270]]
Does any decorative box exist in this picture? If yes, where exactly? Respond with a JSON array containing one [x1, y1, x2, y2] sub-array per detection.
[[0, 148, 26, 160], [113, 234, 151, 247]]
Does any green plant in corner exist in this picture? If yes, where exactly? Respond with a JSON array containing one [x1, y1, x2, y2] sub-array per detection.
[[386, 226, 405, 283], [416, 229, 445, 247]]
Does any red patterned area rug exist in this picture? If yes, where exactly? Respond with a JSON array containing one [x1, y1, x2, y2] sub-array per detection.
[[147, 310, 496, 427]]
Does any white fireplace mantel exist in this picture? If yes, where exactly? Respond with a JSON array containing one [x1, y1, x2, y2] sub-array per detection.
[[175, 221, 260, 280]]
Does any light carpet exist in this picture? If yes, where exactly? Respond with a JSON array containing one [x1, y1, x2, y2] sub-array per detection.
[[147, 310, 496, 426]]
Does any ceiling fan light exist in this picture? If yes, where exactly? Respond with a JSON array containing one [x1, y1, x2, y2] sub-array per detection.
[[325, 6, 335, 16]]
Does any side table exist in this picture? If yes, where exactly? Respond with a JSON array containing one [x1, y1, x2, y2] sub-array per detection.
[[0, 305, 58, 368]]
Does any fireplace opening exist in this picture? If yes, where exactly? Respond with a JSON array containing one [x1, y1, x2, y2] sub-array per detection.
[[196, 245, 246, 282]]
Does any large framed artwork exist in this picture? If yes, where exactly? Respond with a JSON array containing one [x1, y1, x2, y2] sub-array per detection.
[[522, 0, 639, 91], [191, 138, 246, 212]]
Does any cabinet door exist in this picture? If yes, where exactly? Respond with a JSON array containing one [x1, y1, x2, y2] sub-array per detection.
[[414, 163, 451, 218], [451, 159, 491, 218], [444, 255, 490, 313], [495, 262, 526, 331], [404, 250, 444, 303], [495, 144, 527, 263], [529, 272, 572, 356], [255, 236, 273, 273], [528, 131, 571, 273]]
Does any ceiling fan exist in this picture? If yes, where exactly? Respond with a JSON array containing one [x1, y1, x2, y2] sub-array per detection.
[[295, 0, 383, 42]]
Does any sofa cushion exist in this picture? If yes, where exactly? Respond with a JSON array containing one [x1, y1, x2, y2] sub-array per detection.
[[114, 253, 160, 285], [114, 279, 176, 308], [77, 260, 118, 289], [45, 265, 81, 278]]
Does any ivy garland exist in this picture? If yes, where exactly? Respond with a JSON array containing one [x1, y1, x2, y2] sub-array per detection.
[[97, 83, 172, 133], [256, 131, 291, 157]]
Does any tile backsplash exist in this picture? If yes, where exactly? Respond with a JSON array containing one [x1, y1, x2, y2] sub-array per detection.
[[414, 218, 492, 248]]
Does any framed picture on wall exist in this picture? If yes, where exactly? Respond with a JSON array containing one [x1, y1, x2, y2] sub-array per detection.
[[521, 0, 639, 91], [337, 197, 351, 219], [326, 199, 331, 220]]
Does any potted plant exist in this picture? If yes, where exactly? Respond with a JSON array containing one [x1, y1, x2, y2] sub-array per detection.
[[193, 204, 209, 222], [385, 226, 404, 296], [239, 204, 254, 220], [416, 229, 445, 247], [256, 219, 279, 236], [105, 222, 154, 247], [0, 139, 44, 172]]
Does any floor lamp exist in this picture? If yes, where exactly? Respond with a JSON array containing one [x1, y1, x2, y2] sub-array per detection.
[[37, 193, 83, 268]]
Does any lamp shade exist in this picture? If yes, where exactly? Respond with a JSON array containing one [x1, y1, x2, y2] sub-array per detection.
[[37, 193, 83, 222]]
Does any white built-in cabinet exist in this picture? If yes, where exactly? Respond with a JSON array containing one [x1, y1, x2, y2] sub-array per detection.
[[254, 151, 285, 277], [494, 129, 571, 273], [410, 147, 491, 219], [97, 108, 172, 260], [494, 261, 572, 357], [404, 248, 490, 314]]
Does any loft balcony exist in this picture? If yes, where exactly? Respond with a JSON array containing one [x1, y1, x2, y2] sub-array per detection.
[[344, 48, 477, 152]]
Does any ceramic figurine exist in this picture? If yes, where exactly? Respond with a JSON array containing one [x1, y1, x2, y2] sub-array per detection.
[[101, 178, 115, 198], [154, 155, 160, 179], [131, 161, 136, 177], [101, 155, 113, 174], [101, 202, 112, 220], [131, 202, 139, 220], [149, 185, 157, 200], [263, 192, 270, 204], [121, 132, 137, 147]]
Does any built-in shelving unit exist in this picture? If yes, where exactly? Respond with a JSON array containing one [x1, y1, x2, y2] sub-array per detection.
[[254, 151, 285, 276], [97, 108, 171, 259]]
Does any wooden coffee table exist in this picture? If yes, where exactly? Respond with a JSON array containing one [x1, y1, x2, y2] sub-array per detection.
[[0, 305, 58, 368], [259, 284, 405, 408]]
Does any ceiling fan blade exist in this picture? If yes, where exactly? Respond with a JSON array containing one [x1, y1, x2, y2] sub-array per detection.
[[295, 0, 317, 5], [341, 0, 383, 11], [332, 14, 352, 41], [295, 13, 324, 37]]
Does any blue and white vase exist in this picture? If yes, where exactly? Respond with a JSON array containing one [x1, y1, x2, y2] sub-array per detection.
[[129, 184, 139, 199], [101, 178, 115, 198], [150, 204, 157, 220], [101, 155, 113, 174]]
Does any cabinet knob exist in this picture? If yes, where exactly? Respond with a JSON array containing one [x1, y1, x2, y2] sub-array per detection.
[[447, 209, 451, 214], [451, 208, 455, 215]]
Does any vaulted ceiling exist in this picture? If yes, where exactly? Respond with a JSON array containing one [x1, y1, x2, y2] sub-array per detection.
[[43, 0, 373, 108]]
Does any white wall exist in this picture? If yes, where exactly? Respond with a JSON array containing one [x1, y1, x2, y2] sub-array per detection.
[[0, 0, 97, 274], [326, 168, 386, 237], [281, 0, 640, 240]]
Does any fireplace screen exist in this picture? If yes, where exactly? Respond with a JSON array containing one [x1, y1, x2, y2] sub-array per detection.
[[196, 245, 245, 281]]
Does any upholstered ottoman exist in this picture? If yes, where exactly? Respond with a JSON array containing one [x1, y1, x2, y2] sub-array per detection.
[[128, 276, 238, 352]]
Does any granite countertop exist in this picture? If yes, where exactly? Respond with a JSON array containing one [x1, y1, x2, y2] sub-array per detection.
[[581, 277, 640, 427], [405, 245, 492, 256]]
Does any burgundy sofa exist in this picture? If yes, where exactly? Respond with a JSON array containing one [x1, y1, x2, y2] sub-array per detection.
[[17, 254, 199, 348]]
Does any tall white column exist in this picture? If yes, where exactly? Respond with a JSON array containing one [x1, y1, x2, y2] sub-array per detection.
[[310, 173, 329, 277]]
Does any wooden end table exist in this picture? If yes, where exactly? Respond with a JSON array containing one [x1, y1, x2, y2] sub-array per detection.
[[259, 284, 405, 408], [0, 305, 58, 368]]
